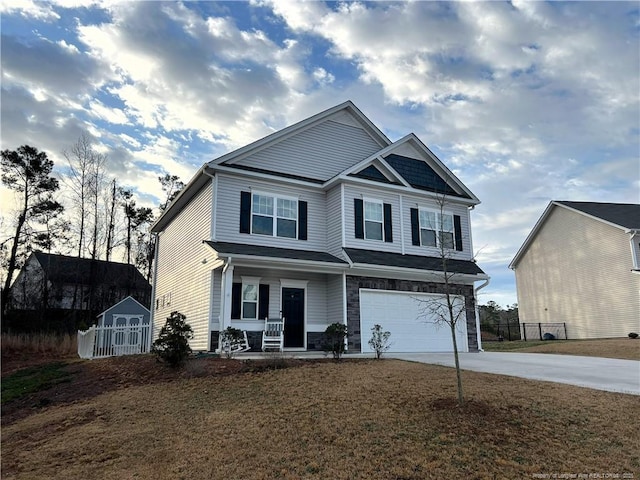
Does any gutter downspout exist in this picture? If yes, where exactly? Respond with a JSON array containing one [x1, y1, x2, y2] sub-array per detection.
[[627, 230, 640, 273], [474, 278, 490, 352], [148, 232, 160, 353]]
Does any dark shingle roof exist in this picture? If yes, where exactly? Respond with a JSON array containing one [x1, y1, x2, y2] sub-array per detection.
[[556, 201, 640, 230], [33, 252, 150, 288], [349, 165, 399, 185], [204, 241, 348, 264], [384, 154, 469, 198], [220, 163, 325, 184], [343, 248, 485, 275]]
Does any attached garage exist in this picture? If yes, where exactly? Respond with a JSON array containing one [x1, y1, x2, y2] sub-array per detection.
[[359, 289, 469, 353]]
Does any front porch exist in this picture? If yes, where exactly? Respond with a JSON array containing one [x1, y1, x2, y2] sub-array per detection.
[[205, 244, 348, 353]]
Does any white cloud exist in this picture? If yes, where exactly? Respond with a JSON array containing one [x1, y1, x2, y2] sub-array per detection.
[[0, 0, 60, 21], [1, 0, 637, 306], [88, 99, 129, 125]]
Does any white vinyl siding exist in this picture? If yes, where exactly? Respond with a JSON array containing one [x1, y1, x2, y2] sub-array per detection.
[[153, 182, 214, 351], [326, 274, 344, 326], [514, 206, 640, 339], [215, 173, 326, 251], [326, 186, 343, 256], [232, 119, 383, 182]]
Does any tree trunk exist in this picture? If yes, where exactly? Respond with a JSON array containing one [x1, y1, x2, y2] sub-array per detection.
[[2, 211, 26, 315], [105, 179, 116, 261]]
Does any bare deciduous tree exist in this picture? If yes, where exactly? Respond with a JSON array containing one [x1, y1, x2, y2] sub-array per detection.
[[414, 192, 471, 406]]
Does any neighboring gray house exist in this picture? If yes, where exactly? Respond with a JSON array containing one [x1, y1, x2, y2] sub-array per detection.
[[510, 201, 640, 339], [150, 101, 489, 353], [9, 251, 151, 314]]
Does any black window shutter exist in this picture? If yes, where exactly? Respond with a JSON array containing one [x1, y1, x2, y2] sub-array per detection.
[[231, 283, 241, 319], [410, 208, 420, 246], [383, 203, 393, 243], [259, 284, 270, 319], [239, 191, 251, 234], [354, 199, 364, 239], [298, 201, 308, 240], [454, 215, 463, 251]]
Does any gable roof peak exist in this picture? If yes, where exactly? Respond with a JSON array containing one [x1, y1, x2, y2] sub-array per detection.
[[210, 100, 390, 168]]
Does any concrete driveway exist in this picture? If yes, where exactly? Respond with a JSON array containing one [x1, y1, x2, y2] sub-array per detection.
[[387, 352, 640, 395]]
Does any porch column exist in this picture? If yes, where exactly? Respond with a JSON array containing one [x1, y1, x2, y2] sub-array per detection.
[[220, 262, 234, 332]]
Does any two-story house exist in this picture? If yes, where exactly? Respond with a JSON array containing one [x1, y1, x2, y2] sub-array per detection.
[[150, 101, 488, 353], [510, 201, 640, 339]]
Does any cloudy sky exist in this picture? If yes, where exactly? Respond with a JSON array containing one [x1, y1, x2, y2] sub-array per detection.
[[1, 0, 639, 306]]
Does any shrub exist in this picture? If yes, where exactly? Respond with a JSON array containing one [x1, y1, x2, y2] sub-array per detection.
[[219, 327, 245, 359], [324, 322, 348, 361], [368, 324, 391, 359], [151, 311, 193, 368]]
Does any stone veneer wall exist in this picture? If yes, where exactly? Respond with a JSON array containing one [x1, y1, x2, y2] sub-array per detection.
[[210, 331, 326, 352], [346, 275, 478, 352]]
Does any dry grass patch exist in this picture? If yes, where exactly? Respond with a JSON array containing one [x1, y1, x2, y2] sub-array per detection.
[[484, 338, 640, 360], [2, 358, 639, 479]]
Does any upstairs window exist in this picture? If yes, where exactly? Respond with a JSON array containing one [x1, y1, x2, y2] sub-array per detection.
[[419, 210, 454, 249], [354, 198, 393, 243], [411, 208, 462, 251], [240, 191, 307, 240], [276, 198, 297, 238], [364, 200, 383, 240]]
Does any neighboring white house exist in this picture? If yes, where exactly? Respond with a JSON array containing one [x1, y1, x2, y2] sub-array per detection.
[[150, 101, 489, 353], [510, 201, 640, 339]]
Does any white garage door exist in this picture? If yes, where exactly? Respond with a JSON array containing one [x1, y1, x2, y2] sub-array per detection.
[[359, 289, 469, 353]]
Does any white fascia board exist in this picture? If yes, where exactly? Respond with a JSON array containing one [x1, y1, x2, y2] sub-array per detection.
[[348, 263, 489, 284], [326, 176, 479, 207], [96, 295, 146, 318], [214, 253, 348, 274], [326, 154, 409, 188], [210, 101, 390, 167], [324, 134, 480, 205], [211, 165, 325, 190]]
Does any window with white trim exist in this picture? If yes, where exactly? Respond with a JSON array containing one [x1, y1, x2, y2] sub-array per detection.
[[241, 282, 258, 319], [252, 193, 298, 238], [364, 200, 383, 241], [419, 209, 454, 249]]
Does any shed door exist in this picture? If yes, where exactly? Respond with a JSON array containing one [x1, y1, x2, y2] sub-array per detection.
[[112, 314, 144, 354], [359, 290, 468, 353]]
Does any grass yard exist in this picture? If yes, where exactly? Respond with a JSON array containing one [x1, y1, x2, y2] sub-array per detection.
[[2, 356, 639, 479], [483, 338, 640, 360]]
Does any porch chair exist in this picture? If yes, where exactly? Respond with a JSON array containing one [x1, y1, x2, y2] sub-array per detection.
[[261, 317, 285, 352], [221, 330, 251, 356]]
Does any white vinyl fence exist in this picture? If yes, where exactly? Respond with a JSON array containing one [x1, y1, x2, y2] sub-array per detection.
[[78, 323, 152, 359]]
